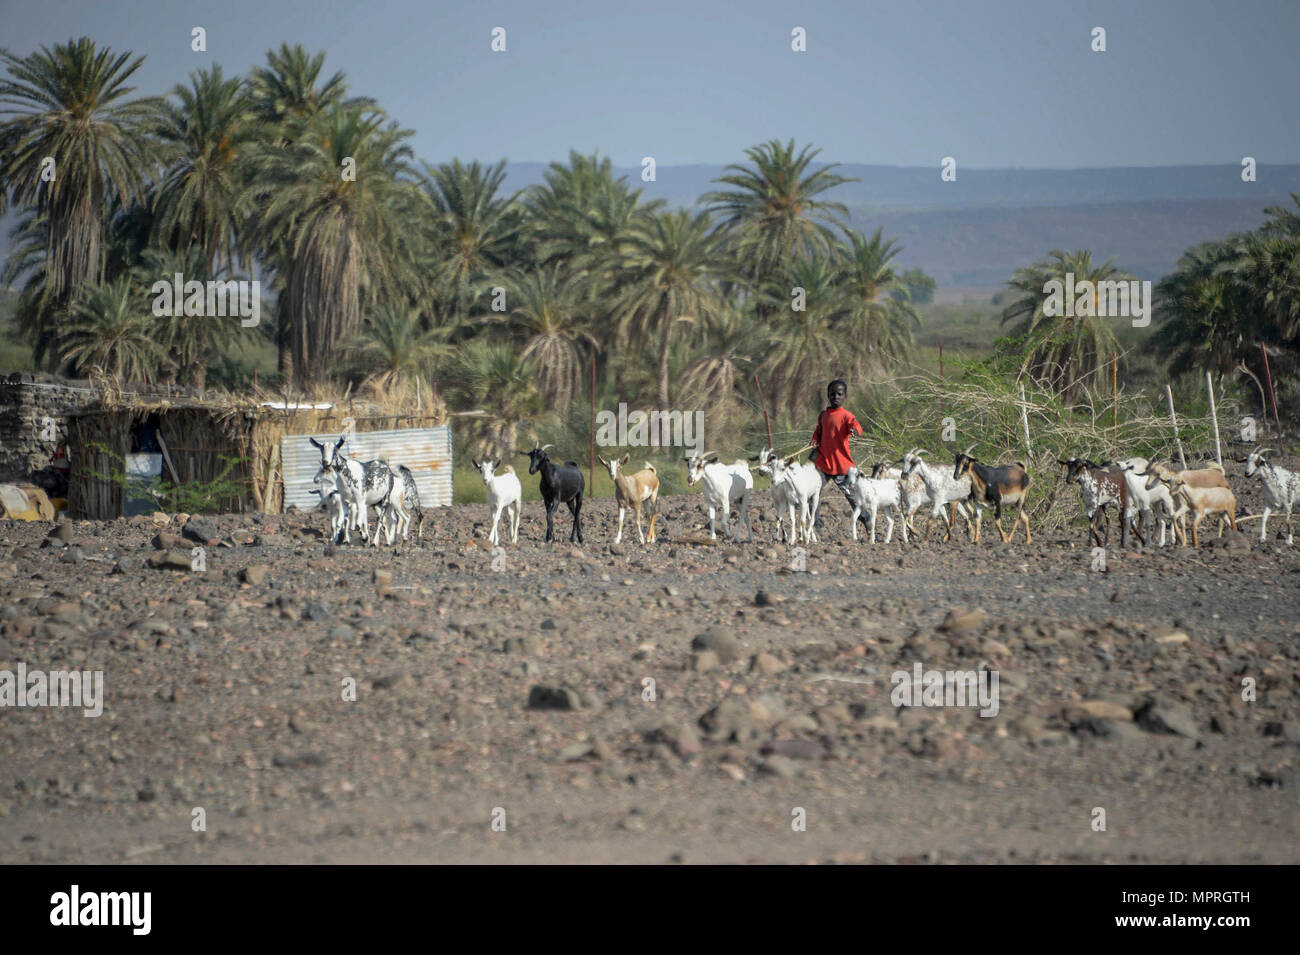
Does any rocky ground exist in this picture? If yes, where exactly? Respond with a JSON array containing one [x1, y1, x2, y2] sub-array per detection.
[[1, 469, 1298, 865]]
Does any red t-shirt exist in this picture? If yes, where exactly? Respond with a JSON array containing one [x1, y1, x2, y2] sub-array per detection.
[[812, 406, 863, 475]]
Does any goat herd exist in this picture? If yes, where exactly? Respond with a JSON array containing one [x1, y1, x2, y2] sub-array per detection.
[[309, 434, 1298, 552]]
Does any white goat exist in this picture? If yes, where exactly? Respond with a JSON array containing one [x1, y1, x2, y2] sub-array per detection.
[[686, 452, 753, 542], [870, 460, 932, 535], [372, 466, 412, 547], [312, 467, 353, 544], [1116, 460, 1182, 547], [311, 477, 352, 545], [751, 447, 800, 542], [1244, 448, 1297, 545], [847, 466, 908, 544], [899, 449, 975, 541], [765, 453, 824, 544], [474, 458, 522, 546]]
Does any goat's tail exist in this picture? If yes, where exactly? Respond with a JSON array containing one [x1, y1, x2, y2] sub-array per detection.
[[643, 463, 657, 473]]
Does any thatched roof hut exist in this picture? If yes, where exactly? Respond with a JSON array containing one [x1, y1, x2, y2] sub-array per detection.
[[66, 390, 447, 520]]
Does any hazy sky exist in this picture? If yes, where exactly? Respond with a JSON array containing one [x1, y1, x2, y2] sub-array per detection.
[[2, 0, 1298, 169]]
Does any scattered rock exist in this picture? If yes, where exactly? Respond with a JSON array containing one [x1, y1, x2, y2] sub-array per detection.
[[528, 685, 581, 710], [240, 564, 270, 585], [691, 628, 741, 663], [1135, 696, 1200, 739]]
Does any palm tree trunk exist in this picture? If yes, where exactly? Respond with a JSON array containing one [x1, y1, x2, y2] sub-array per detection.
[[656, 303, 672, 411]]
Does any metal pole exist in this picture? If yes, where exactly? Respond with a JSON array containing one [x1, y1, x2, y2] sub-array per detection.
[[1112, 353, 1118, 435], [1165, 384, 1187, 470], [1018, 385, 1032, 455], [939, 338, 945, 437], [754, 372, 773, 450], [1206, 371, 1222, 467], [1261, 343, 1282, 437]]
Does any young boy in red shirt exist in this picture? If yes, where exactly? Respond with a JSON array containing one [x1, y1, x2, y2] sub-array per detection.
[[811, 379, 864, 520]]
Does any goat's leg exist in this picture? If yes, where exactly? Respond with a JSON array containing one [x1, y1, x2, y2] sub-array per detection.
[[570, 494, 583, 543], [489, 504, 502, 546], [1021, 506, 1031, 544], [850, 503, 861, 541], [899, 504, 909, 543], [740, 495, 752, 543], [707, 502, 718, 540], [544, 499, 556, 543], [1259, 506, 1271, 543], [1228, 506, 1237, 534], [635, 505, 646, 545], [510, 501, 520, 544], [1192, 512, 1204, 548], [882, 507, 895, 544], [615, 505, 625, 544]]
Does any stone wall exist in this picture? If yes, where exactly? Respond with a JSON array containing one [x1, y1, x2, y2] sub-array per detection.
[[0, 378, 95, 482]]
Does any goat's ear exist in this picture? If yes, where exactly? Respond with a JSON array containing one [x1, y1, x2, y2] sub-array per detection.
[[619, 453, 630, 466], [471, 458, 480, 469], [334, 436, 345, 450], [309, 437, 323, 450], [597, 455, 607, 467]]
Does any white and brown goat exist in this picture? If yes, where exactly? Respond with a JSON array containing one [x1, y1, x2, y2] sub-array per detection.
[[600, 453, 660, 544]]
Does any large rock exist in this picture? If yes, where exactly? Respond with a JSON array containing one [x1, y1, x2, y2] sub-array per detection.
[[691, 628, 741, 663], [182, 518, 218, 543], [1135, 696, 1200, 739]]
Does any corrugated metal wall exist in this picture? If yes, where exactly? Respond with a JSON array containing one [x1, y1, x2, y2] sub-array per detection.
[[281, 426, 453, 512]]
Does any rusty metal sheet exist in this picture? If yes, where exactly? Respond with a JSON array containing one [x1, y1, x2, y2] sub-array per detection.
[[281, 426, 452, 513]]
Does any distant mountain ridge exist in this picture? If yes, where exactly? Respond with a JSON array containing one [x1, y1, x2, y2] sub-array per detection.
[[503, 161, 1300, 285]]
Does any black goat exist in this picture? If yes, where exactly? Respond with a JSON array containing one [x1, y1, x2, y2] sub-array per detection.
[[522, 443, 585, 543]]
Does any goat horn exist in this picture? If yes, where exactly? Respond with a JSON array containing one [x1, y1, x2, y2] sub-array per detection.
[[963, 444, 976, 456], [915, 449, 929, 458], [540, 444, 554, 453]]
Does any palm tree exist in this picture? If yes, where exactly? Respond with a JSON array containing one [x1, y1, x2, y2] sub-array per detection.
[[249, 43, 355, 138], [243, 104, 422, 387], [351, 304, 446, 391], [501, 266, 592, 410], [1231, 232, 1300, 342], [614, 209, 725, 410], [0, 38, 160, 357], [702, 140, 855, 285], [758, 252, 859, 420], [150, 65, 256, 271], [248, 43, 363, 376], [131, 246, 250, 389], [60, 276, 164, 382], [678, 300, 750, 410], [452, 341, 543, 459], [418, 158, 520, 321], [839, 228, 920, 374], [1001, 249, 1126, 404]]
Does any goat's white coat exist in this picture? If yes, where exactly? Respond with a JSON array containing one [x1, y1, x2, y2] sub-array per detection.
[[687, 455, 753, 541], [1245, 451, 1297, 545], [477, 460, 522, 546], [847, 467, 908, 544]]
